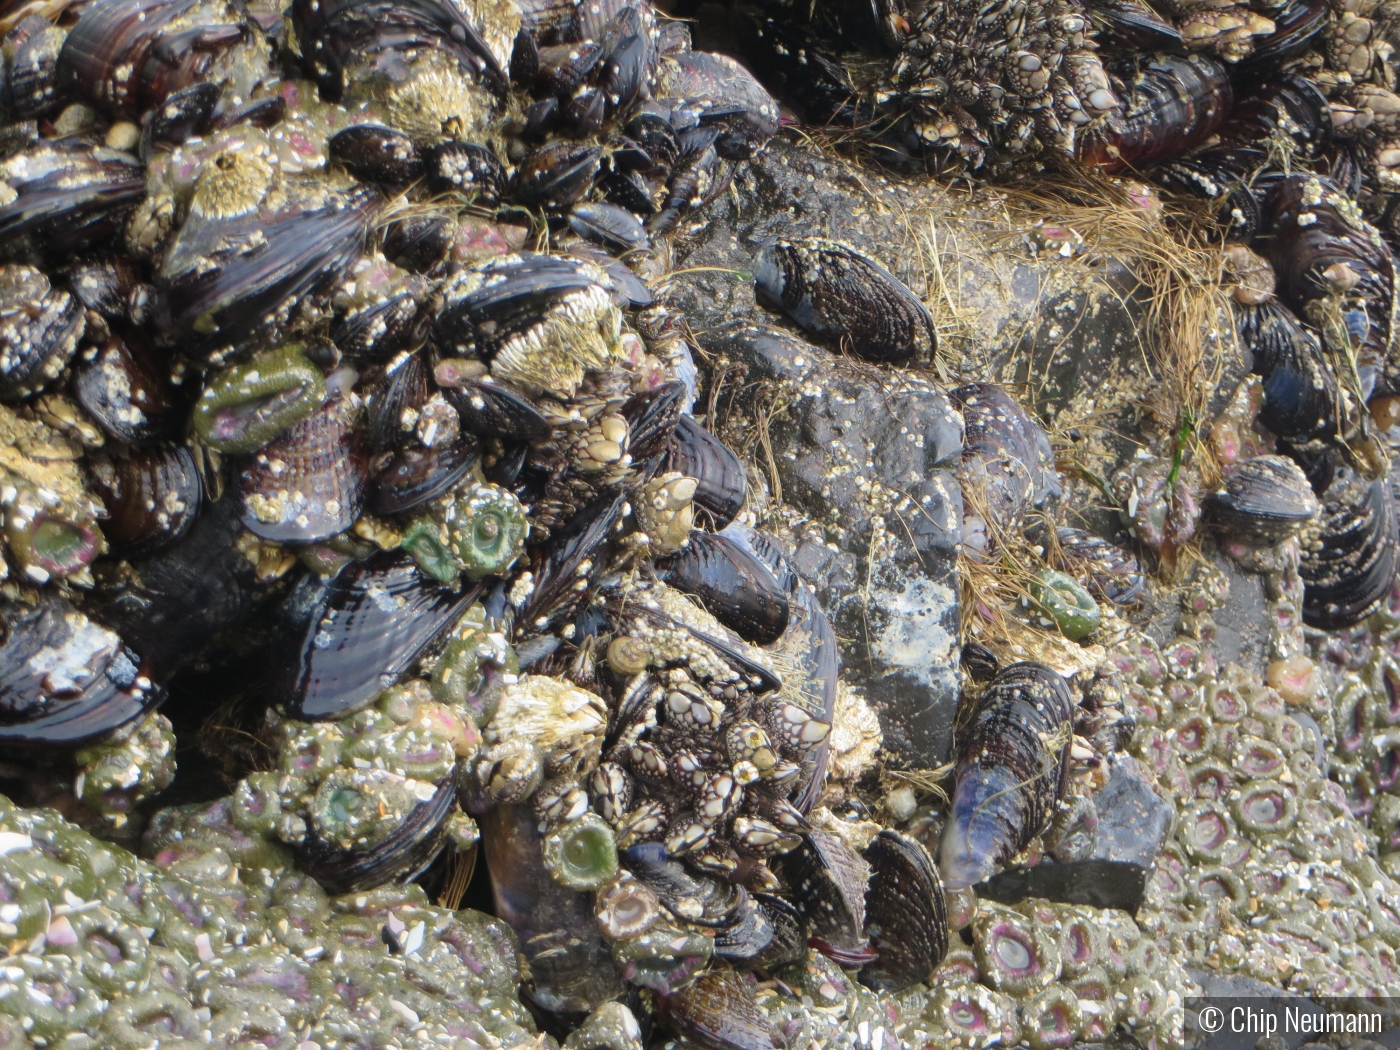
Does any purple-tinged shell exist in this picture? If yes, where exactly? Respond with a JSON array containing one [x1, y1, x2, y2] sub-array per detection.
[[940, 661, 1074, 889]]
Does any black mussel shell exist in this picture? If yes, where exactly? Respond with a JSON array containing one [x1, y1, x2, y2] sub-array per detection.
[[952, 382, 1060, 531], [1265, 174, 1393, 394], [330, 124, 424, 184], [960, 640, 999, 681], [434, 252, 605, 361], [774, 827, 871, 962], [381, 211, 456, 273], [0, 263, 84, 401], [1086, 0, 1181, 49], [5, 16, 65, 121], [74, 334, 183, 443], [860, 829, 948, 992], [56, 0, 251, 119], [621, 380, 686, 463], [0, 593, 162, 748], [509, 142, 601, 209], [656, 531, 790, 646], [88, 495, 263, 679], [656, 52, 779, 161], [157, 185, 377, 360], [240, 396, 370, 544], [666, 415, 746, 528], [296, 775, 459, 894], [424, 140, 507, 204], [941, 661, 1074, 889], [141, 82, 221, 156], [595, 8, 652, 117], [564, 241, 653, 307], [1055, 527, 1145, 604], [370, 439, 481, 516], [520, 492, 627, 633], [714, 892, 806, 969], [272, 548, 479, 719], [569, 201, 649, 254], [290, 0, 508, 98], [532, 40, 604, 96], [1301, 468, 1398, 629], [446, 378, 552, 440], [69, 258, 141, 319], [621, 842, 744, 926], [753, 237, 935, 364], [1236, 0, 1328, 76], [208, 95, 288, 133], [86, 445, 202, 558], [332, 290, 426, 364], [1238, 300, 1340, 444], [1077, 53, 1232, 173], [367, 351, 429, 452], [0, 138, 145, 265], [658, 969, 776, 1050], [1206, 454, 1319, 543]]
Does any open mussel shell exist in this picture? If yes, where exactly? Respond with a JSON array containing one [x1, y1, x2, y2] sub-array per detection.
[[860, 829, 948, 993], [0, 593, 162, 748], [655, 531, 789, 645], [86, 445, 202, 558], [752, 237, 935, 363], [658, 969, 776, 1050], [240, 395, 370, 544], [666, 415, 746, 528], [271, 548, 479, 720], [295, 775, 458, 895], [1206, 454, 1319, 543], [1301, 467, 1399, 629], [774, 827, 872, 964], [940, 661, 1074, 890]]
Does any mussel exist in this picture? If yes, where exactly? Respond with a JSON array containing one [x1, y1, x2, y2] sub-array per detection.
[[271, 548, 479, 719], [1300, 467, 1398, 629], [753, 237, 936, 364], [0, 593, 162, 748], [940, 661, 1074, 889], [1206, 454, 1320, 543], [655, 532, 790, 646]]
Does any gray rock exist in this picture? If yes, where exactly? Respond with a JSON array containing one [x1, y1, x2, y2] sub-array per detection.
[[978, 755, 1174, 913], [699, 320, 964, 766]]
